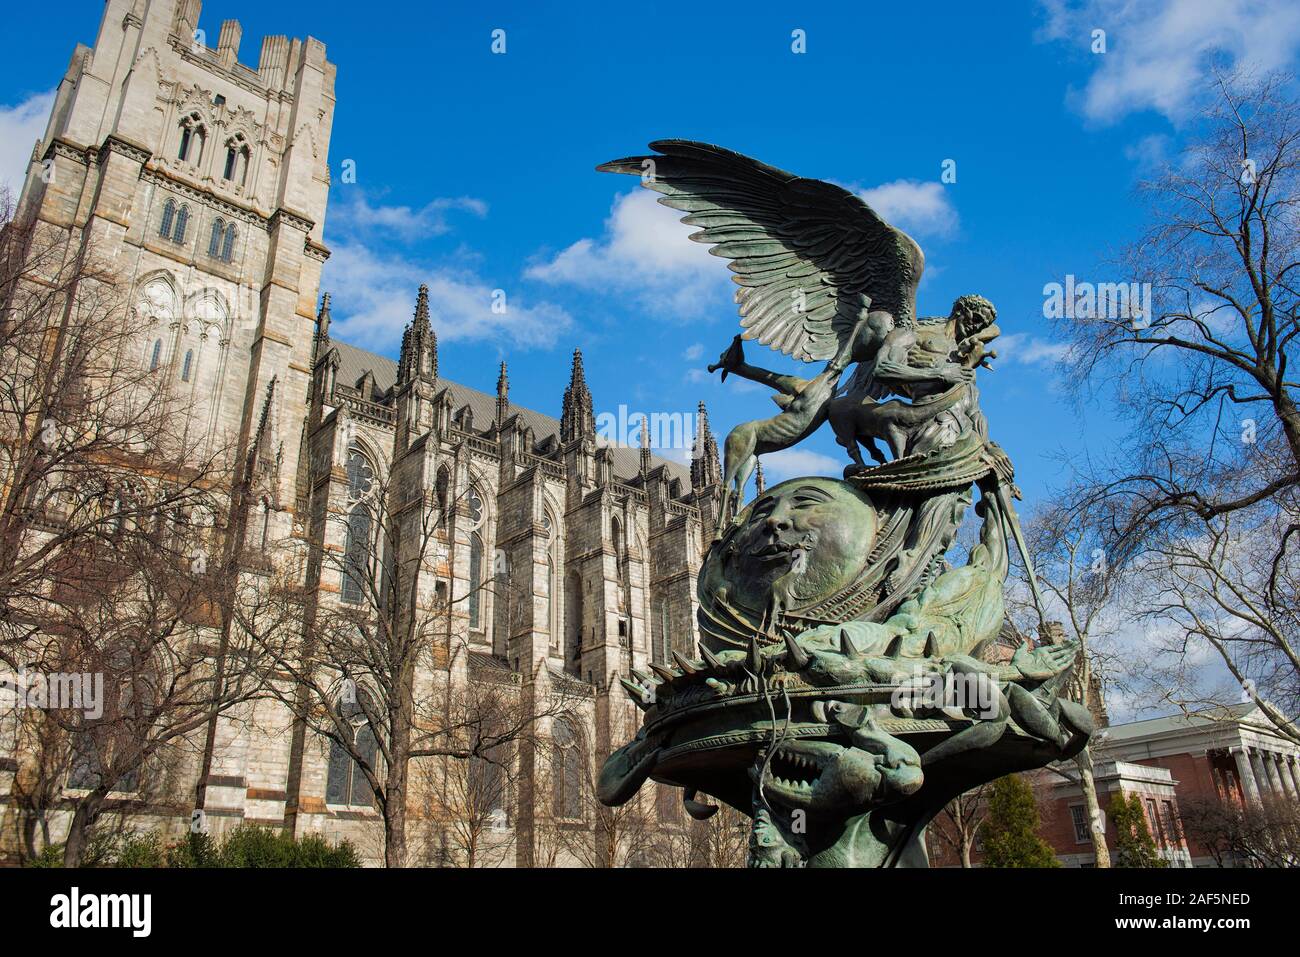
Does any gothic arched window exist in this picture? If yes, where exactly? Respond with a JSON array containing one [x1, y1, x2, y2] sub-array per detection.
[[469, 726, 508, 822], [178, 112, 205, 164], [466, 485, 485, 629], [346, 447, 374, 500], [181, 349, 193, 383], [207, 219, 236, 262], [159, 199, 175, 238], [67, 732, 139, 794], [468, 531, 484, 629], [435, 465, 450, 514], [341, 506, 370, 606], [67, 645, 147, 794], [551, 720, 583, 820], [325, 692, 376, 808], [173, 204, 190, 243], [222, 136, 250, 185], [542, 511, 558, 648], [341, 447, 375, 605], [611, 516, 629, 614], [208, 218, 225, 257], [148, 339, 162, 371], [565, 570, 583, 674]]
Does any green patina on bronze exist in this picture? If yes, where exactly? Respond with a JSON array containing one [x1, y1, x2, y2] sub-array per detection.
[[596, 141, 1091, 868]]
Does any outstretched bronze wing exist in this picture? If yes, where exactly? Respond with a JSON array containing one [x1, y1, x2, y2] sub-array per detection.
[[598, 140, 925, 362]]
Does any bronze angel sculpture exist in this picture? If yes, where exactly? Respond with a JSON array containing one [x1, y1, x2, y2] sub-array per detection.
[[595, 142, 1083, 868]]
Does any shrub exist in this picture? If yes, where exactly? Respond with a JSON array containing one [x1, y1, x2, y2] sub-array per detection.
[[165, 831, 219, 868], [216, 825, 298, 868], [27, 830, 127, 868], [26, 844, 65, 868], [979, 774, 1061, 868], [26, 825, 359, 868], [115, 831, 166, 868], [1109, 793, 1169, 868]]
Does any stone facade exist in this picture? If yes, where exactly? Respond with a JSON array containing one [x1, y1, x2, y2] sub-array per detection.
[[0, 0, 722, 865]]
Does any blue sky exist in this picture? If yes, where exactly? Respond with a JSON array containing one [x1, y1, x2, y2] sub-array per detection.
[[4, 0, 1300, 507]]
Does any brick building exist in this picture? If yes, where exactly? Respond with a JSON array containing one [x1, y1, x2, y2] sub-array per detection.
[[931, 703, 1298, 868]]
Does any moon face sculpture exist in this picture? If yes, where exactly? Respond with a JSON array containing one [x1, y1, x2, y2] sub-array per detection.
[[698, 477, 878, 652]]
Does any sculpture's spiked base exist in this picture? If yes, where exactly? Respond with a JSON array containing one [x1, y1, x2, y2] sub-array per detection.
[[600, 677, 1092, 868]]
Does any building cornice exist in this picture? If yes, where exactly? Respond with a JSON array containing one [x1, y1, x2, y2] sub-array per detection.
[[269, 206, 315, 234], [140, 165, 269, 228], [98, 133, 153, 165]]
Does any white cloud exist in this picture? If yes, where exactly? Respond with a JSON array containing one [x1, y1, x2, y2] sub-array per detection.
[[853, 180, 959, 239], [329, 189, 486, 239], [1036, 0, 1300, 123], [657, 445, 693, 467], [996, 332, 1070, 366], [760, 448, 844, 483], [1123, 133, 1171, 172], [0, 90, 54, 194], [322, 240, 573, 351], [525, 189, 732, 318], [682, 342, 704, 361]]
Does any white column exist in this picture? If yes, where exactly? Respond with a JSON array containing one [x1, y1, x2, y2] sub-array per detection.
[[1250, 749, 1280, 799], [1232, 747, 1261, 804], [1263, 751, 1287, 798], [1272, 753, 1298, 800], [1285, 755, 1300, 798]]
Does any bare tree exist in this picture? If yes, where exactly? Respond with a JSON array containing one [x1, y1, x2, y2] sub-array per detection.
[[546, 703, 657, 868], [1003, 502, 1120, 867], [640, 795, 750, 868], [242, 472, 570, 867], [414, 676, 545, 869], [932, 782, 992, 868], [1056, 70, 1300, 743], [0, 188, 277, 865], [414, 748, 513, 868], [687, 800, 750, 868], [1179, 792, 1300, 867], [2, 479, 286, 865], [0, 189, 226, 663]]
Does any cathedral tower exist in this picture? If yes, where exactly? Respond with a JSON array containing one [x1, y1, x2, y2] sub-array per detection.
[[14, 0, 336, 525]]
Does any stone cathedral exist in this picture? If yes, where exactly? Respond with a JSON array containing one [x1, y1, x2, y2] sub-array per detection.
[[0, 0, 723, 865]]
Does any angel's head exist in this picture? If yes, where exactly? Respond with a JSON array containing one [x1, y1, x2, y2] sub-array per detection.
[[950, 294, 997, 341]]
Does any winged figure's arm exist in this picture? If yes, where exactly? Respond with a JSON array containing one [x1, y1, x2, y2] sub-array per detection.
[[873, 330, 973, 388]]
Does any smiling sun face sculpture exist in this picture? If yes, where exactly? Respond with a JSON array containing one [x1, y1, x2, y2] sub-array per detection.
[[698, 477, 878, 648]]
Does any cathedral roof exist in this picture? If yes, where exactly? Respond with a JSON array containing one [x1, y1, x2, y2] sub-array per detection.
[[331, 340, 692, 485]]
